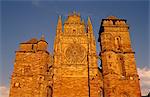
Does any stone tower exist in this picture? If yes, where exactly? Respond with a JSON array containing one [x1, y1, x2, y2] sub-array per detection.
[[9, 12, 142, 97], [98, 16, 141, 97], [9, 36, 53, 97], [53, 12, 103, 97]]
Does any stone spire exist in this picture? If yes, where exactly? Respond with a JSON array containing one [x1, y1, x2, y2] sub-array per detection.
[[54, 15, 62, 54], [87, 16, 96, 55], [87, 16, 93, 33], [56, 15, 62, 35]]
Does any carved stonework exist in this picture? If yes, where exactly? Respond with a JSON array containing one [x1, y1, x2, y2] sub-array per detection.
[[9, 13, 141, 97], [9, 36, 53, 97], [120, 93, 129, 97], [53, 12, 102, 97], [99, 16, 141, 97], [65, 43, 86, 63]]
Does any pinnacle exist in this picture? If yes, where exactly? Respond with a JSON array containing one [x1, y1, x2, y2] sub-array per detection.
[[40, 34, 45, 40], [57, 15, 62, 30], [68, 11, 80, 17], [81, 19, 85, 24], [87, 16, 93, 32], [88, 16, 92, 25], [58, 15, 61, 20]]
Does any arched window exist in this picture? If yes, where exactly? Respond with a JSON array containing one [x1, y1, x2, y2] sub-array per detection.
[[32, 44, 34, 50], [120, 93, 130, 97], [73, 29, 76, 33], [115, 36, 121, 50], [118, 55, 126, 76], [98, 87, 103, 97], [47, 86, 52, 97], [24, 65, 31, 75]]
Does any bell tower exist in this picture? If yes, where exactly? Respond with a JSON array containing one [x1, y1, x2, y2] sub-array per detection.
[[98, 16, 141, 97]]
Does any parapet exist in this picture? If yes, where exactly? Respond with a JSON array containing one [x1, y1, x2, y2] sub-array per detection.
[[17, 36, 48, 52]]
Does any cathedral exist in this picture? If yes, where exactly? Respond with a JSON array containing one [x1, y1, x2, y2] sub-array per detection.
[[9, 12, 141, 97]]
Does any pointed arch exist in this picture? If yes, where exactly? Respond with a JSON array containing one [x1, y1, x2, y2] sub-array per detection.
[[115, 36, 121, 50], [120, 92, 130, 97], [99, 87, 104, 97], [46, 86, 53, 97], [118, 55, 126, 76]]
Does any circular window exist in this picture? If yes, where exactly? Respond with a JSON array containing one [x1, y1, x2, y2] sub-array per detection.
[[65, 44, 85, 63]]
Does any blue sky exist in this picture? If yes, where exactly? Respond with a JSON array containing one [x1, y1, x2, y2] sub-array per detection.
[[0, 0, 149, 96]]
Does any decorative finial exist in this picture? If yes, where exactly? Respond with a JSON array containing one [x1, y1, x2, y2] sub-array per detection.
[[73, 11, 76, 15], [77, 12, 80, 16], [59, 15, 61, 19], [57, 15, 62, 30], [107, 16, 117, 19], [68, 12, 71, 16], [41, 33, 45, 40]]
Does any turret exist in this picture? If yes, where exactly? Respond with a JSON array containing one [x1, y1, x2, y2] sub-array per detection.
[[37, 34, 48, 51]]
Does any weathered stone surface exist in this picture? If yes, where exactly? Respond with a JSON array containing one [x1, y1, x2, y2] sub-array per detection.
[[9, 13, 141, 97], [9, 36, 53, 97], [99, 16, 141, 97], [53, 12, 102, 97]]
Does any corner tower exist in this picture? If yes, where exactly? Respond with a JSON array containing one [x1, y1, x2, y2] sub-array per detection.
[[98, 16, 141, 97], [53, 12, 103, 97]]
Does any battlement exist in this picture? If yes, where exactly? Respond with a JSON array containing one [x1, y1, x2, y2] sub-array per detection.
[[101, 16, 128, 26]]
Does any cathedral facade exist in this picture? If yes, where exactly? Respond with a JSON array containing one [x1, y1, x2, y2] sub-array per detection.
[[9, 12, 141, 97]]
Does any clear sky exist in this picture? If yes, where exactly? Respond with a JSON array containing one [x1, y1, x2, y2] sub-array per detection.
[[0, 0, 149, 96]]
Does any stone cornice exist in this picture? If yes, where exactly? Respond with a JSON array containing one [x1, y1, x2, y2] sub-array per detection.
[[100, 49, 135, 54]]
